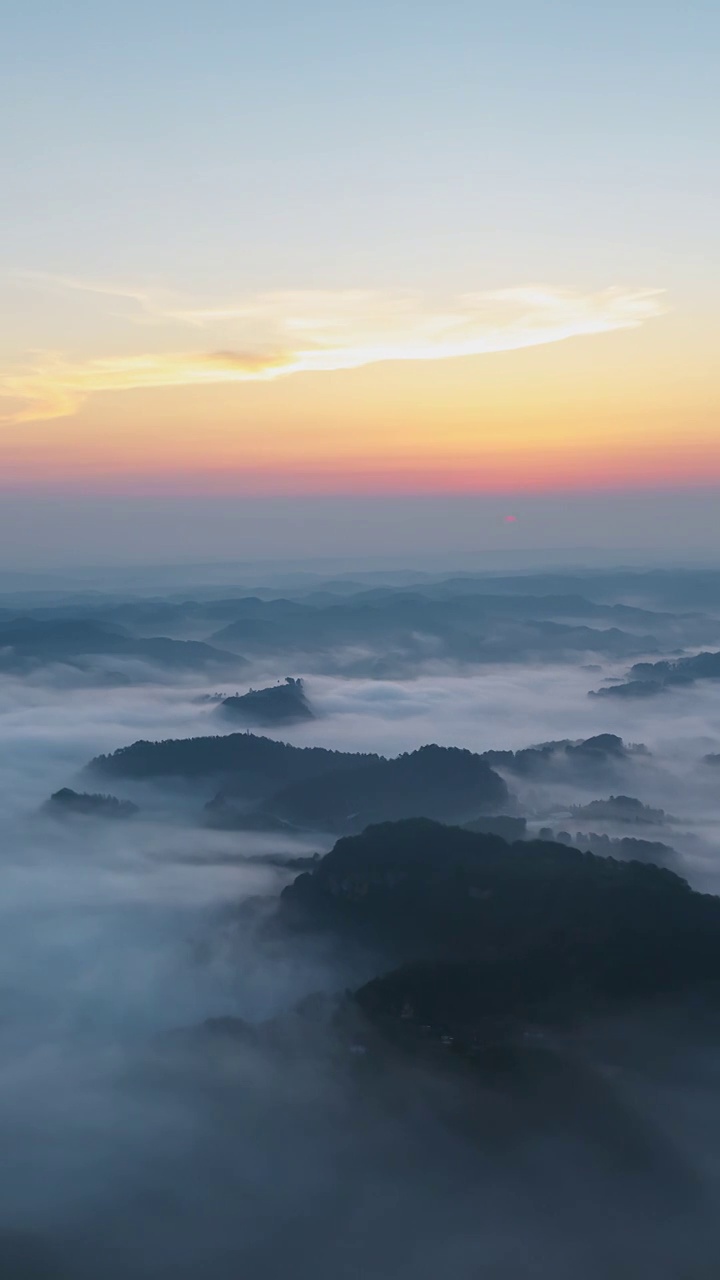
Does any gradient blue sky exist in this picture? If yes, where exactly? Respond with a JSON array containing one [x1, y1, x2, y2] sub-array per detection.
[[4, 0, 716, 293]]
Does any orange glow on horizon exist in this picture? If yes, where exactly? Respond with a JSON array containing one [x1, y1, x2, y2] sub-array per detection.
[[5, 432, 720, 497], [2, 272, 718, 500]]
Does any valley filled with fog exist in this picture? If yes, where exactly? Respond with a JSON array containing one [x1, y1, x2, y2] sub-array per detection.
[[4, 565, 720, 1278]]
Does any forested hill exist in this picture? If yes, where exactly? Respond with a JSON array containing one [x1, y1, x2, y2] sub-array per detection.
[[631, 649, 720, 687], [592, 649, 720, 698], [219, 677, 315, 725], [88, 736, 509, 829], [88, 731, 379, 785], [282, 819, 720, 1015], [264, 745, 509, 829]]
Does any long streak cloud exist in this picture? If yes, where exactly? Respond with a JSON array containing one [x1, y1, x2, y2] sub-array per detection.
[[1, 282, 665, 423]]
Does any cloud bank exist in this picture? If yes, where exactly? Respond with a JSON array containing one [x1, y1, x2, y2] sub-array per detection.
[[2, 281, 665, 423], [3, 658, 720, 1277]]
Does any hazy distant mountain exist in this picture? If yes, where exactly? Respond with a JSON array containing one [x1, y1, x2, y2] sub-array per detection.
[[631, 650, 720, 686], [207, 593, 660, 671], [590, 680, 666, 699], [406, 568, 720, 613], [0, 617, 243, 675], [481, 733, 644, 778], [540, 827, 677, 865], [569, 795, 673, 825], [42, 787, 138, 819], [592, 649, 720, 698], [7, 568, 720, 681]]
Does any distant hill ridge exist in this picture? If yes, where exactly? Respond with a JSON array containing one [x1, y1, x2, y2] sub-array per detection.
[[591, 649, 720, 698], [262, 744, 508, 831], [569, 795, 673, 825], [89, 731, 379, 785], [539, 826, 677, 866], [480, 733, 644, 776], [0, 616, 243, 673], [87, 734, 509, 830], [43, 787, 138, 819]]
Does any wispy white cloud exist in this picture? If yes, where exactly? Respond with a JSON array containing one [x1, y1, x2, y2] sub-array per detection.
[[1, 278, 666, 423]]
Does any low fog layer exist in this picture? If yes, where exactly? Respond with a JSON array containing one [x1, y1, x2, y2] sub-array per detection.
[[230, 670, 720, 887], [278, 666, 720, 758], [0, 674, 342, 1273], [4, 568, 720, 1277]]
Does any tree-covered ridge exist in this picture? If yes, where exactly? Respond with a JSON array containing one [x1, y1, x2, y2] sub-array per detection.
[[592, 649, 720, 698], [282, 819, 720, 1019], [87, 735, 508, 829], [219, 677, 315, 725], [480, 733, 641, 776], [89, 731, 380, 785], [264, 745, 509, 830], [569, 795, 672, 825], [590, 680, 667, 700], [539, 826, 677, 866], [632, 650, 720, 686], [43, 788, 139, 818]]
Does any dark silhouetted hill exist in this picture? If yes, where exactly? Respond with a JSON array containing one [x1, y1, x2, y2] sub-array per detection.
[[261, 745, 509, 832], [463, 815, 527, 840], [569, 795, 673, 825], [278, 818, 720, 1023], [481, 733, 642, 777], [43, 787, 139, 819], [218, 677, 315, 725], [88, 732, 379, 798], [539, 827, 677, 866], [88, 734, 507, 828], [633, 650, 720, 685], [590, 680, 665, 699], [594, 650, 720, 698]]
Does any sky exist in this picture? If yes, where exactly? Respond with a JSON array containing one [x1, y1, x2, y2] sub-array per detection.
[[1, 0, 718, 565]]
